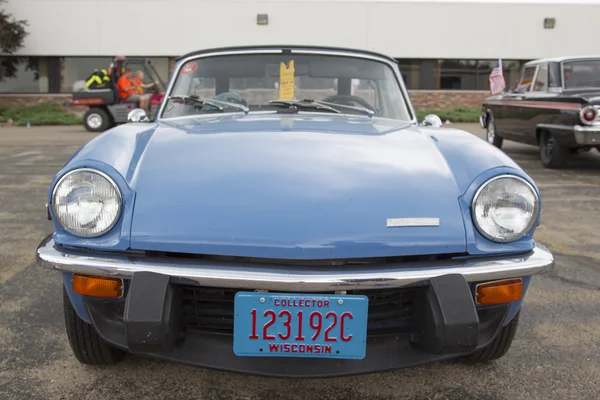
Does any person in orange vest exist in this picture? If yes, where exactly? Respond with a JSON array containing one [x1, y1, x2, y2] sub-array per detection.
[[133, 70, 157, 94], [117, 68, 151, 113]]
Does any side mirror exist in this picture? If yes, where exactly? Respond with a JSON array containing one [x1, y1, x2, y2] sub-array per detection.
[[127, 108, 149, 123], [422, 114, 442, 128]]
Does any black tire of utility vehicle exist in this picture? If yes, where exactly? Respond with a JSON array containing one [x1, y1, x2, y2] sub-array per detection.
[[540, 130, 568, 169], [486, 116, 503, 149], [63, 288, 126, 365], [465, 311, 520, 362], [83, 108, 110, 132]]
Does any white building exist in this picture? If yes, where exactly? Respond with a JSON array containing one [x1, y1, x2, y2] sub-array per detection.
[[2, 0, 600, 106]]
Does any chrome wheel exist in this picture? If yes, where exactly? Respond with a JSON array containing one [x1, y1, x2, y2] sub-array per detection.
[[86, 113, 102, 130], [485, 117, 503, 149], [486, 122, 495, 144], [83, 108, 110, 132]]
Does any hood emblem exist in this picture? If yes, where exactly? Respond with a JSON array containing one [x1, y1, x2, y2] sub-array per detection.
[[386, 218, 440, 228]]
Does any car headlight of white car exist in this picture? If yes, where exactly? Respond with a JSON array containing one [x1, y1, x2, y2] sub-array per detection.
[[52, 168, 122, 237], [472, 175, 540, 243]]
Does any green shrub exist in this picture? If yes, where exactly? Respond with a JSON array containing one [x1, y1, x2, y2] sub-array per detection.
[[2, 104, 82, 126], [415, 107, 481, 123]]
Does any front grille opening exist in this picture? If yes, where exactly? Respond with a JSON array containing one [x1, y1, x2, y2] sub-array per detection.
[[179, 286, 419, 336], [142, 250, 465, 266], [180, 287, 237, 334]]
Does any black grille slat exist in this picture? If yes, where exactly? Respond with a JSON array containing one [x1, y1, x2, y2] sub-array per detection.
[[146, 250, 465, 267], [182, 316, 233, 326], [181, 305, 232, 316], [181, 298, 233, 304], [179, 286, 419, 336], [368, 308, 404, 320]]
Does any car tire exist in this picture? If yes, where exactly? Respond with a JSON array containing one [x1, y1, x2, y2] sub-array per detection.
[[83, 108, 111, 133], [465, 310, 520, 362], [540, 130, 568, 169], [63, 288, 126, 365], [486, 116, 503, 149]]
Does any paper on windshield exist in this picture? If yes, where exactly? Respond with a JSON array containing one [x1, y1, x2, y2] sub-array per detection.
[[279, 60, 295, 100]]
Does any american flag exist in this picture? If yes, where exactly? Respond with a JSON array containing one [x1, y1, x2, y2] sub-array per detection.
[[489, 59, 506, 95]]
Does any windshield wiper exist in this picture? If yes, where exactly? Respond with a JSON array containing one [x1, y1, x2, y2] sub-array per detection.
[[270, 99, 374, 117], [311, 100, 375, 118], [168, 95, 249, 114], [268, 100, 341, 114]]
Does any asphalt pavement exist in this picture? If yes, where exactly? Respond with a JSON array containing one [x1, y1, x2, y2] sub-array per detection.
[[0, 124, 599, 400]]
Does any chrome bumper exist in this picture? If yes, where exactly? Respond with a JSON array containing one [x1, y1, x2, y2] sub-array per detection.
[[479, 113, 487, 129], [574, 125, 600, 145], [36, 236, 554, 292]]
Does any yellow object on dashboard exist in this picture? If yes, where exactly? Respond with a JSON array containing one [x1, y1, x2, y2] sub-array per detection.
[[279, 60, 295, 100]]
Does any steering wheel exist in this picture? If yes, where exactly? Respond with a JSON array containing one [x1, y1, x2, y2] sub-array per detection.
[[322, 94, 375, 112]]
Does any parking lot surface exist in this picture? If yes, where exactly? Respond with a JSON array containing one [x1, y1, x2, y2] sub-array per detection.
[[1, 124, 599, 400]]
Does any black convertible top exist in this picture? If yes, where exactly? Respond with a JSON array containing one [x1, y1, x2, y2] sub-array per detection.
[[176, 45, 397, 63]]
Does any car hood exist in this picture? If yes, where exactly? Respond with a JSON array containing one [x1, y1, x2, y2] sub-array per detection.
[[125, 114, 467, 259]]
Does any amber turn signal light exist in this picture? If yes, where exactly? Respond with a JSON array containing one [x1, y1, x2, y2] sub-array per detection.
[[72, 274, 122, 298], [476, 278, 523, 305]]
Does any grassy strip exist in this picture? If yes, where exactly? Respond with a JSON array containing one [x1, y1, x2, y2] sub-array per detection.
[[0, 104, 82, 126], [0, 104, 482, 126], [415, 107, 481, 123]]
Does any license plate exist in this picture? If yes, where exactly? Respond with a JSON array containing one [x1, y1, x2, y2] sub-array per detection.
[[233, 292, 369, 359]]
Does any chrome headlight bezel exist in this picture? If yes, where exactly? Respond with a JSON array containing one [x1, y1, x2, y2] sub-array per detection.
[[471, 175, 540, 243], [51, 168, 122, 238]]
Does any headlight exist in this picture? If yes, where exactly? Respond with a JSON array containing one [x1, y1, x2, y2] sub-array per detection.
[[52, 169, 121, 237], [472, 175, 539, 243]]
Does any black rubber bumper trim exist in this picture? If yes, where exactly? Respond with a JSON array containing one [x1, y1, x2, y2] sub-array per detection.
[[123, 271, 181, 353], [83, 274, 510, 377], [413, 274, 480, 354]]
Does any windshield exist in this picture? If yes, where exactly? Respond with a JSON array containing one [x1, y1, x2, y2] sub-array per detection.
[[160, 53, 412, 121], [563, 59, 600, 90]]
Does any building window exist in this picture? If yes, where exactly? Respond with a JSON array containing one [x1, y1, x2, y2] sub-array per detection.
[[144, 57, 170, 85], [1, 56, 535, 94], [437, 60, 478, 90], [478, 60, 523, 91], [396, 59, 422, 90], [59, 57, 171, 93], [435, 60, 525, 91], [59, 57, 113, 93], [0, 57, 48, 93]]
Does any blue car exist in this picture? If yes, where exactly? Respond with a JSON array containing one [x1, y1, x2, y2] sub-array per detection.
[[37, 46, 554, 377]]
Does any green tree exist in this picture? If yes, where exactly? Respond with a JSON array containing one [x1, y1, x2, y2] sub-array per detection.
[[0, 0, 28, 82]]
